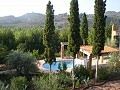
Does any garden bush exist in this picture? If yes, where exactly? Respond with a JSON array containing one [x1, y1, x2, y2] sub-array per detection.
[[109, 52, 120, 68], [0, 81, 9, 90], [33, 72, 71, 90], [58, 62, 67, 72], [57, 72, 72, 87], [32, 50, 40, 60], [6, 50, 39, 77], [98, 67, 108, 80], [108, 52, 120, 78], [10, 76, 28, 90], [0, 44, 8, 64], [17, 43, 27, 52], [74, 65, 90, 83], [33, 74, 61, 90]]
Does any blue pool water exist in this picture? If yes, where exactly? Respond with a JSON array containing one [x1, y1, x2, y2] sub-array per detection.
[[42, 60, 73, 71]]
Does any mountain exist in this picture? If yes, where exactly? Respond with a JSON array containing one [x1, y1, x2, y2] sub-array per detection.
[[0, 13, 45, 27], [0, 11, 120, 29]]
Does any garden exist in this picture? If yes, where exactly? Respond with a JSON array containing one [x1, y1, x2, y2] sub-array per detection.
[[0, 0, 120, 90]]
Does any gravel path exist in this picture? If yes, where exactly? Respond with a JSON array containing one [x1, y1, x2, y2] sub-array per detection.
[[86, 80, 120, 90]]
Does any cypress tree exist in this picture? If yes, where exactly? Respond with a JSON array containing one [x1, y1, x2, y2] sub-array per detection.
[[80, 13, 88, 45], [68, 0, 81, 88], [43, 1, 56, 72], [92, 0, 106, 81], [105, 21, 113, 39]]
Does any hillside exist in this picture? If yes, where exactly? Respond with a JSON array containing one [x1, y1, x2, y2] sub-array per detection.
[[0, 11, 120, 29]]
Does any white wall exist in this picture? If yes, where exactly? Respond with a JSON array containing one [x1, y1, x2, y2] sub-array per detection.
[[74, 58, 88, 68]]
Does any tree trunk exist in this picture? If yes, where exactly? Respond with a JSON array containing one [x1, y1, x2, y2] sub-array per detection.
[[118, 36, 120, 54], [72, 56, 75, 89], [50, 64, 51, 72], [48, 64, 52, 88], [95, 56, 99, 82], [83, 39, 85, 45]]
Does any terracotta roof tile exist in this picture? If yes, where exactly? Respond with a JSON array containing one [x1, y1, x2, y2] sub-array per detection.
[[80, 45, 119, 54]]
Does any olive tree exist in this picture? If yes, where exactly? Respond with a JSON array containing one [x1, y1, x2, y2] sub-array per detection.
[[6, 50, 38, 76]]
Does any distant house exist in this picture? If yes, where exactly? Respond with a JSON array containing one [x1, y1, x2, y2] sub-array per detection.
[[61, 42, 119, 70]]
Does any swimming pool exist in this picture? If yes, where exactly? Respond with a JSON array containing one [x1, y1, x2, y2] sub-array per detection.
[[42, 60, 73, 71]]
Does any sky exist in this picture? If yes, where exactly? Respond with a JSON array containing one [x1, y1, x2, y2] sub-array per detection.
[[0, 0, 120, 17]]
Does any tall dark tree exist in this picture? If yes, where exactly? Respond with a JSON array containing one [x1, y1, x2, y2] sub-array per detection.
[[92, 0, 106, 81], [43, 1, 56, 72], [80, 13, 88, 45], [68, 0, 81, 88], [2, 30, 15, 50], [105, 21, 113, 40]]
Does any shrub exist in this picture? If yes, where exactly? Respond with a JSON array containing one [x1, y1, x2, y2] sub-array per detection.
[[10, 76, 27, 90], [107, 64, 120, 79], [0, 81, 9, 90], [82, 77, 91, 87], [58, 62, 62, 71], [0, 44, 8, 64], [109, 52, 120, 68], [63, 62, 67, 71], [108, 52, 120, 78], [55, 52, 60, 57], [58, 62, 67, 72], [33, 74, 63, 90], [75, 80, 80, 87], [17, 43, 27, 52], [74, 65, 90, 83], [32, 50, 40, 60], [33, 72, 71, 90], [6, 50, 39, 76], [57, 72, 72, 87], [98, 67, 108, 80], [39, 54, 45, 60]]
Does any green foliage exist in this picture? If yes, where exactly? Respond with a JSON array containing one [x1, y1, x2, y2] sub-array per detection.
[[0, 81, 9, 90], [6, 50, 38, 76], [16, 32, 27, 45], [33, 74, 66, 90], [57, 72, 72, 88], [87, 29, 94, 45], [74, 65, 90, 82], [0, 44, 8, 64], [59, 28, 69, 42], [55, 52, 60, 57], [109, 52, 120, 68], [17, 43, 27, 52], [0, 30, 15, 50], [43, 1, 56, 71], [58, 62, 67, 72], [92, 0, 107, 56], [105, 39, 118, 48], [10, 76, 27, 90], [16, 28, 44, 54], [32, 50, 40, 60], [75, 80, 80, 87], [26, 28, 44, 54], [68, 1, 81, 87], [80, 13, 88, 45], [54, 30, 61, 53], [108, 64, 120, 78], [63, 62, 67, 71], [82, 77, 91, 86], [58, 62, 62, 71], [105, 21, 113, 39], [68, 0, 81, 57], [98, 67, 108, 80]]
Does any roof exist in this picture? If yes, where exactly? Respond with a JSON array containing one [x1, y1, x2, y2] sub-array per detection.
[[80, 45, 119, 54]]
